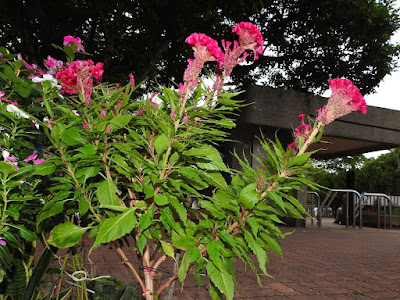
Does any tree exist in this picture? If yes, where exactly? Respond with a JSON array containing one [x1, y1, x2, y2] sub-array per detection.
[[310, 150, 400, 197], [1, 0, 399, 94]]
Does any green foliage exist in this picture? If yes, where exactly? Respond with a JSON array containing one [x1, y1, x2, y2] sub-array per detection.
[[0, 24, 352, 300], [0, 1, 399, 95]]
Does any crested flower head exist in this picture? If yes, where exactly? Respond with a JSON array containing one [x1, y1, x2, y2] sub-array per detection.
[[232, 22, 264, 60], [185, 33, 223, 62], [63, 36, 85, 52], [317, 78, 367, 124]]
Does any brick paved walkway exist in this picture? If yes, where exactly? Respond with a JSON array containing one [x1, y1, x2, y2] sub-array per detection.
[[44, 218, 400, 299]]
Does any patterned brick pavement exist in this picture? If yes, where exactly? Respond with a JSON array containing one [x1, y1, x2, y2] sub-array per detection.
[[40, 218, 400, 299]]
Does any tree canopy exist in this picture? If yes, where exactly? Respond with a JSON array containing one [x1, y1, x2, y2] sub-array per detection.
[[310, 149, 400, 196], [1, 0, 399, 94]]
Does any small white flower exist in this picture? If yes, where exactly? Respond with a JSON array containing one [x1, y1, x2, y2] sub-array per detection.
[[6, 104, 29, 119], [2, 149, 10, 160]]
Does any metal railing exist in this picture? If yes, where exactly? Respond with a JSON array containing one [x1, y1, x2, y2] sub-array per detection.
[[318, 189, 361, 229], [307, 191, 320, 225], [361, 193, 392, 229]]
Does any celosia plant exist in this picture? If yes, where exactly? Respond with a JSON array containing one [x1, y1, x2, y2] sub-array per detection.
[[0, 22, 367, 300]]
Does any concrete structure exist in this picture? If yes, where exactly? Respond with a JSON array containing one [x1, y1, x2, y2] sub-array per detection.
[[225, 85, 400, 164]]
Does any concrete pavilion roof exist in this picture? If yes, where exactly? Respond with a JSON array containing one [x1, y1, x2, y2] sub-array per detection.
[[237, 85, 400, 159]]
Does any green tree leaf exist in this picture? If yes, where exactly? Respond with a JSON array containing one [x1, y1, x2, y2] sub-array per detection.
[[206, 262, 234, 300], [109, 116, 133, 131], [97, 179, 120, 206], [12, 224, 38, 242], [169, 195, 187, 225], [160, 241, 175, 258], [244, 230, 268, 275], [184, 145, 228, 172], [34, 163, 56, 175], [153, 134, 170, 155], [61, 127, 87, 145], [76, 166, 99, 183], [76, 144, 98, 156], [154, 194, 169, 206], [239, 183, 260, 209], [48, 222, 89, 248], [92, 207, 137, 249]]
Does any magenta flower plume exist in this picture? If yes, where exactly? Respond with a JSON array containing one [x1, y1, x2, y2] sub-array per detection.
[[179, 33, 223, 99], [232, 22, 264, 60], [0, 239, 6, 246], [317, 78, 367, 124], [185, 33, 223, 62], [63, 36, 85, 52]]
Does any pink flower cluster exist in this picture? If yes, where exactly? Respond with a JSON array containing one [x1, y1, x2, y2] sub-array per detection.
[[56, 60, 104, 105], [317, 78, 367, 124], [232, 22, 264, 60], [23, 150, 45, 165], [63, 36, 85, 52], [185, 33, 223, 62], [179, 22, 264, 100], [44, 56, 64, 75], [287, 114, 312, 152]]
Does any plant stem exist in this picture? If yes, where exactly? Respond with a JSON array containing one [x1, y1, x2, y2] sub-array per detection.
[[297, 121, 324, 156], [113, 241, 147, 295]]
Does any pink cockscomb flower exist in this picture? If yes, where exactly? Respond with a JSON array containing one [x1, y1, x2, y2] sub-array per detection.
[[129, 73, 135, 89], [0, 239, 6, 246], [63, 36, 85, 52], [101, 107, 106, 119], [232, 22, 264, 60], [185, 33, 223, 62], [170, 108, 176, 120], [44, 56, 63, 75], [182, 115, 190, 123], [91, 62, 104, 81], [317, 78, 367, 124]]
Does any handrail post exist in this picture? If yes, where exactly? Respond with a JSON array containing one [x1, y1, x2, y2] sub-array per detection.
[[359, 194, 363, 229], [377, 196, 381, 229]]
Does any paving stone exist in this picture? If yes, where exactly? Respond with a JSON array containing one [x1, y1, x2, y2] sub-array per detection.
[[33, 219, 400, 299]]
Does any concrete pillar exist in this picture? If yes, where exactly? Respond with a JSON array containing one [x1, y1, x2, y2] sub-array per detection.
[[392, 170, 400, 195]]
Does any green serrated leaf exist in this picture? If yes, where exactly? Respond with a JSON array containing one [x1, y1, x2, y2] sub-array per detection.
[[154, 194, 169, 206], [48, 222, 89, 248], [244, 230, 268, 275], [76, 144, 98, 156], [206, 262, 234, 300], [97, 179, 120, 206], [153, 134, 170, 155], [268, 191, 286, 213], [0, 162, 16, 176], [109, 116, 132, 131], [239, 183, 260, 209], [34, 163, 56, 175], [75, 166, 99, 183], [92, 207, 137, 249], [61, 127, 87, 146], [161, 241, 175, 258], [169, 195, 187, 225]]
